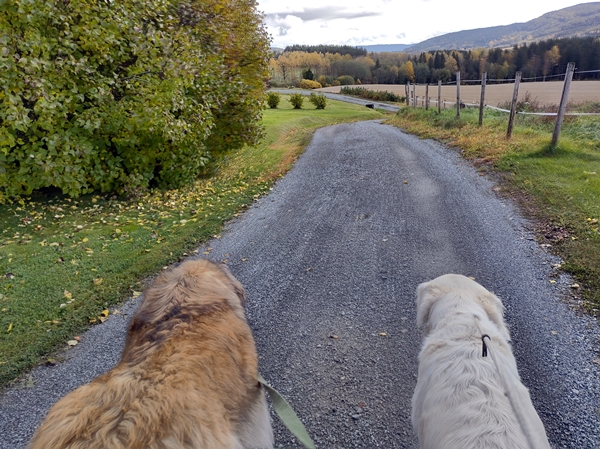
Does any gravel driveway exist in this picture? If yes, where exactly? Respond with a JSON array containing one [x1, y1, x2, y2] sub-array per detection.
[[1, 121, 599, 448]]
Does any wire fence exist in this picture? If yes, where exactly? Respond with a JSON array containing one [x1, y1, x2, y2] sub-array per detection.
[[405, 63, 597, 144]]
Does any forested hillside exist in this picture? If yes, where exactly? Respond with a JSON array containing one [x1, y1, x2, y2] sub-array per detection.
[[269, 36, 600, 87]]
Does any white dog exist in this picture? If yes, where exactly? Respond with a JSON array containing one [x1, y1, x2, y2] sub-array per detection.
[[412, 274, 551, 449]]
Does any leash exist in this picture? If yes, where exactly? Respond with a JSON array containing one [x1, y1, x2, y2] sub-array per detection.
[[257, 373, 316, 449], [474, 317, 551, 449]]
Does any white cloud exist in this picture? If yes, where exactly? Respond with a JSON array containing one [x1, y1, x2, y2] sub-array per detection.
[[258, 0, 595, 48]]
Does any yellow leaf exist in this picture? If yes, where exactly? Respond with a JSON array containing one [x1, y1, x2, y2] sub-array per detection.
[[132, 291, 142, 298], [549, 280, 556, 284], [64, 290, 72, 300], [7, 323, 13, 333], [379, 332, 387, 337], [67, 340, 78, 346], [100, 309, 109, 318], [82, 238, 89, 243], [93, 277, 103, 285]]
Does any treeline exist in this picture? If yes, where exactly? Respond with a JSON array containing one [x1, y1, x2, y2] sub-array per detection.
[[270, 36, 600, 87], [283, 44, 367, 58]]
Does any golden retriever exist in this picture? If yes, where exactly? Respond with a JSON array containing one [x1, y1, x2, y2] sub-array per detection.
[[412, 274, 550, 449], [28, 259, 274, 449]]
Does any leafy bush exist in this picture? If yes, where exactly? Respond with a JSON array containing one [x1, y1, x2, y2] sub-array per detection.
[[267, 92, 281, 109], [339, 86, 404, 102], [309, 93, 327, 110], [0, 0, 270, 201], [332, 80, 341, 86], [289, 93, 305, 109], [299, 79, 323, 89], [337, 75, 355, 85]]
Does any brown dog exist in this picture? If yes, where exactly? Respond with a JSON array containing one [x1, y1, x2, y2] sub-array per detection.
[[28, 259, 274, 449]]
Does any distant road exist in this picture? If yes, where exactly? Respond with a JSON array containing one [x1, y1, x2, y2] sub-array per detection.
[[269, 88, 401, 112]]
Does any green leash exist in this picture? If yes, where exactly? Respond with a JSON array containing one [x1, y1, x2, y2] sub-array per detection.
[[257, 373, 316, 449]]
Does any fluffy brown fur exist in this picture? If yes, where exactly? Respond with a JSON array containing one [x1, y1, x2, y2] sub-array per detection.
[[28, 259, 274, 449]]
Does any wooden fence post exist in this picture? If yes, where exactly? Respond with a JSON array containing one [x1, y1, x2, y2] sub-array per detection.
[[506, 71, 522, 139], [406, 83, 410, 105], [551, 62, 575, 147], [456, 72, 461, 117], [425, 84, 429, 110], [478, 72, 487, 126], [412, 83, 416, 108], [438, 80, 442, 114]]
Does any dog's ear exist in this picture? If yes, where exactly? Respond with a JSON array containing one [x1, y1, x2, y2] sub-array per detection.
[[416, 281, 439, 331], [477, 290, 510, 341]]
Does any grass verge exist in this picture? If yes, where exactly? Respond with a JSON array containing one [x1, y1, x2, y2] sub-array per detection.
[[387, 107, 600, 314], [0, 97, 381, 388]]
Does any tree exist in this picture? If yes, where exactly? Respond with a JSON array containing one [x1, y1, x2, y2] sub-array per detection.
[[543, 46, 561, 81], [404, 61, 415, 82], [0, 0, 270, 200]]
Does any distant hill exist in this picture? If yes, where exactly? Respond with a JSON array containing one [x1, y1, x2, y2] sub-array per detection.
[[405, 2, 600, 52], [361, 44, 412, 53]]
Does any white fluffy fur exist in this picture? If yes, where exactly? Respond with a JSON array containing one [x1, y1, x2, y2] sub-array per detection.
[[412, 274, 550, 449]]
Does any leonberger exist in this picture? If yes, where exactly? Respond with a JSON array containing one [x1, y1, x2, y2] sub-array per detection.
[[412, 274, 550, 449], [29, 259, 274, 449]]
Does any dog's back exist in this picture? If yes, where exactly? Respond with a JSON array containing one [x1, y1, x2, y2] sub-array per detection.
[[412, 274, 550, 449], [28, 259, 273, 449]]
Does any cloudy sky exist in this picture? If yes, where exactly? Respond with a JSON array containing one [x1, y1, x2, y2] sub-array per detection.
[[257, 0, 595, 48]]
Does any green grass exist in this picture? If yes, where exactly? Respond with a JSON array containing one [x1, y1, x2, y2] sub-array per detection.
[[388, 107, 600, 313], [0, 96, 381, 388]]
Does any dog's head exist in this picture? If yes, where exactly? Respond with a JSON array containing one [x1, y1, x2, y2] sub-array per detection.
[[122, 259, 247, 362], [416, 274, 509, 339]]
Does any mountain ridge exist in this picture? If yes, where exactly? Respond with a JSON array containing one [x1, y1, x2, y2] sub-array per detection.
[[404, 2, 600, 52]]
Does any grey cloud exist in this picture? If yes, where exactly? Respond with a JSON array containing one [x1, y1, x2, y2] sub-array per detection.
[[267, 7, 381, 22]]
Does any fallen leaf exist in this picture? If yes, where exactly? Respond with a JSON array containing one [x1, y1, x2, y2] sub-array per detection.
[[379, 332, 387, 337], [549, 280, 556, 284], [100, 309, 109, 318], [73, 336, 81, 342], [64, 290, 72, 300], [93, 277, 103, 285], [551, 330, 558, 335], [67, 340, 78, 346], [570, 283, 580, 289], [7, 323, 13, 333], [132, 291, 142, 298]]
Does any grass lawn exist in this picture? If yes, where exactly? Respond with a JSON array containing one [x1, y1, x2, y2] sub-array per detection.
[[387, 107, 600, 313], [0, 96, 382, 388]]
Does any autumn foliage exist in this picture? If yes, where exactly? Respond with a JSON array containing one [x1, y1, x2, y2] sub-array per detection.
[[0, 0, 270, 201]]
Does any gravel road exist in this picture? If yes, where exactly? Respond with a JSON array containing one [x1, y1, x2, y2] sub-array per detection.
[[1, 121, 599, 448]]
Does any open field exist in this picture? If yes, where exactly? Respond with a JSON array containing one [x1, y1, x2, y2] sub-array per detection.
[[319, 81, 600, 107]]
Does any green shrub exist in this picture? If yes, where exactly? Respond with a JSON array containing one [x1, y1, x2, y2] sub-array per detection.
[[289, 93, 305, 109], [332, 80, 341, 86], [299, 79, 323, 89], [339, 86, 404, 102], [309, 93, 328, 110], [338, 75, 355, 85], [0, 0, 270, 201], [267, 92, 281, 109]]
